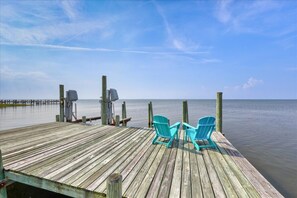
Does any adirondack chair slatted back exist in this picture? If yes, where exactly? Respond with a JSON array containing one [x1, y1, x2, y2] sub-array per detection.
[[195, 116, 215, 139], [153, 121, 171, 138], [153, 115, 171, 138]]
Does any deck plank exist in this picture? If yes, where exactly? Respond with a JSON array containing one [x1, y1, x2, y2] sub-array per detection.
[[212, 133, 260, 198], [0, 123, 283, 198], [213, 133, 283, 198], [169, 131, 184, 198]]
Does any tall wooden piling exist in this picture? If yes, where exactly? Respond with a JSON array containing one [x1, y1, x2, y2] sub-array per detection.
[[59, 84, 64, 122], [101, 75, 107, 125], [182, 100, 189, 128], [0, 150, 7, 198], [122, 101, 127, 126], [82, 116, 87, 124], [107, 173, 122, 198], [115, 115, 120, 126], [148, 101, 153, 128], [216, 92, 223, 133], [55, 115, 60, 122]]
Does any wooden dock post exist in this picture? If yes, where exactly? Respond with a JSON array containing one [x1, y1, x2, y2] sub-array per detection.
[[59, 84, 64, 122], [122, 101, 127, 126], [115, 115, 120, 126], [107, 173, 122, 198], [82, 116, 87, 124], [182, 100, 189, 129], [101, 75, 107, 125], [216, 92, 223, 133], [55, 115, 60, 122], [148, 101, 153, 128], [0, 150, 8, 198]]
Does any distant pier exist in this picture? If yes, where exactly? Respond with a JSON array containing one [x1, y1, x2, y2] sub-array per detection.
[[0, 99, 59, 106]]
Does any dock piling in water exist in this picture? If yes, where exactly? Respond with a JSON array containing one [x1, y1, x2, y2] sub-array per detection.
[[216, 92, 223, 133], [115, 115, 120, 126], [82, 116, 87, 124], [59, 84, 65, 122], [148, 101, 153, 128], [55, 115, 60, 122], [122, 101, 127, 126], [101, 76, 107, 125], [182, 100, 189, 129]]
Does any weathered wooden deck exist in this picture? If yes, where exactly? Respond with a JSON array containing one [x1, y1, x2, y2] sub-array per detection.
[[0, 122, 282, 198]]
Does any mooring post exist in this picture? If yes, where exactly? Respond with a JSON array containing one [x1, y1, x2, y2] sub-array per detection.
[[0, 150, 8, 198], [182, 100, 189, 129], [55, 115, 60, 122], [115, 115, 120, 126], [107, 173, 122, 198], [59, 84, 64, 122], [101, 76, 107, 125], [216, 92, 223, 133], [122, 102, 127, 126], [82, 116, 87, 124], [148, 101, 153, 128]]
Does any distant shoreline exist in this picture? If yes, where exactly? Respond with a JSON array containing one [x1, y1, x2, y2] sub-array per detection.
[[0, 104, 31, 108]]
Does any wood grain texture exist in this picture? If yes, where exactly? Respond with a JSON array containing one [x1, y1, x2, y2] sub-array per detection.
[[0, 123, 283, 198]]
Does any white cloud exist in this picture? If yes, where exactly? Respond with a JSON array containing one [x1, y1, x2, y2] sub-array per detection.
[[0, 1, 115, 45], [225, 77, 263, 90], [152, 1, 201, 53], [0, 19, 112, 45], [60, 0, 79, 20], [216, 0, 233, 23], [215, 0, 282, 33], [0, 66, 50, 81], [242, 77, 263, 89], [0, 42, 207, 55]]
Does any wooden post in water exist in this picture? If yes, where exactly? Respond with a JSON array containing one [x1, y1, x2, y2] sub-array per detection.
[[59, 84, 64, 122], [107, 173, 122, 198], [148, 101, 153, 128], [101, 75, 107, 125], [182, 100, 189, 129], [55, 115, 60, 122], [82, 116, 87, 124], [216, 92, 223, 133], [182, 100, 189, 122], [115, 115, 120, 126], [122, 101, 127, 126], [0, 150, 8, 198]]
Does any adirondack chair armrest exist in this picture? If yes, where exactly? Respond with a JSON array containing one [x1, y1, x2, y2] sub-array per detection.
[[182, 122, 196, 130], [170, 122, 180, 129]]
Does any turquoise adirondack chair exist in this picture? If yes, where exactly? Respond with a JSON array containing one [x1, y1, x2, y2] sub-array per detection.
[[183, 116, 216, 151], [152, 115, 180, 148]]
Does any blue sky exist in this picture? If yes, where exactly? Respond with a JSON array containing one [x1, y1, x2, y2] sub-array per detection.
[[0, 0, 296, 99]]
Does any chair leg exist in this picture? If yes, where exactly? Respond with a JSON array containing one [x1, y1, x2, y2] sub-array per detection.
[[167, 137, 174, 148], [208, 138, 216, 148], [190, 137, 200, 151], [152, 135, 158, 144]]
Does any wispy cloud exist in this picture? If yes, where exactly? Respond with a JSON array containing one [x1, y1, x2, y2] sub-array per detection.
[[225, 77, 263, 90], [216, 0, 233, 23], [0, 1, 115, 45], [60, 0, 79, 20], [215, 0, 284, 33], [0, 42, 207, 55], [152, 0, 200, 52], [0, 66, 50, 81]]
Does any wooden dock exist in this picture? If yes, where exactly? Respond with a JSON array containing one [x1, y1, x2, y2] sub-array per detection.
[[0, 123, 283, 198]]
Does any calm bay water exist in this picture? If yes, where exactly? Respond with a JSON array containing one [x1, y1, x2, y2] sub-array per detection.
[[0, 99, 296, 197]]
